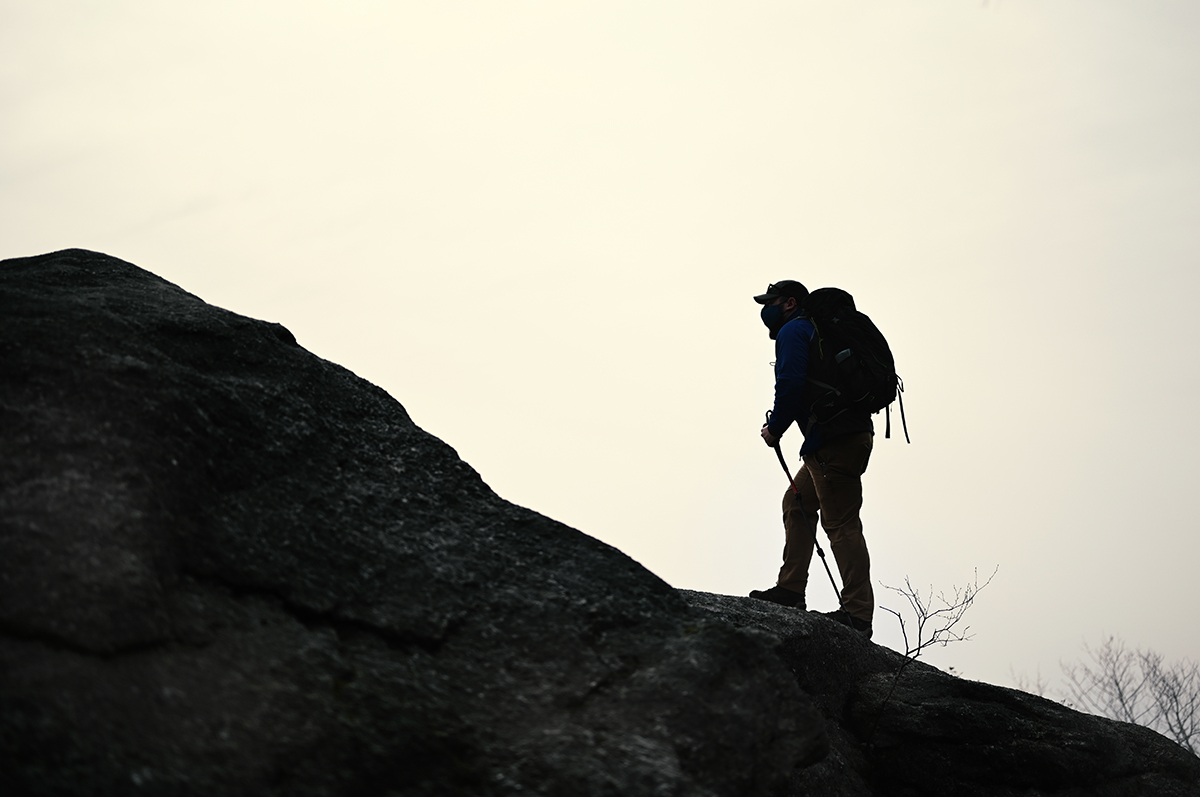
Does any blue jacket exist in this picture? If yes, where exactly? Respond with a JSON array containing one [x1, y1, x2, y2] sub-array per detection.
[[767, 313, 872, 456]]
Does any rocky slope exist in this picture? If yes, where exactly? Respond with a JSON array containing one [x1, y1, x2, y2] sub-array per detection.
[[2, 249, 1196, 796], [686, 592, 1200, 796]]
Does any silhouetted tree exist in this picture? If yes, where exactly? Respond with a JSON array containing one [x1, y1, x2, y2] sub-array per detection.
[[1061, 635, 1199, 756]]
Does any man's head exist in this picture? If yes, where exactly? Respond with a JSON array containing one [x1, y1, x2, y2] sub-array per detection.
[[754, 280, 808, 339]]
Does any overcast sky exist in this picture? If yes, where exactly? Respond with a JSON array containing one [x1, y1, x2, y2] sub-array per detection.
[[4, 1, 1199, 693]]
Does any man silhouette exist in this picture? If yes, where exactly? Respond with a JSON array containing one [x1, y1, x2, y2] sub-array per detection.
[[750, 280, 875, 638]]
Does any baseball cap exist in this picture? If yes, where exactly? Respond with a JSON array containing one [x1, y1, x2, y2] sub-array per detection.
[[753, 280, 809, 304]]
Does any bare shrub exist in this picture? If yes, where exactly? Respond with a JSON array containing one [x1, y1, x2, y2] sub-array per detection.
[[880, 566, 998, 661], [1061, 635, 1199, 756], [1010, 665, 1049, 698], [865, 567, 997, 742]]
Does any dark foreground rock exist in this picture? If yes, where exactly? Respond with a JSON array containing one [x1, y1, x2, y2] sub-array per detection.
[[0, 250, 818, 797], [3, 249, 1197, 797], [685, 591, 1200, 797]]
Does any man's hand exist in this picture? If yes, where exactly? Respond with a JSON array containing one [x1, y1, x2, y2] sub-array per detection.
[[761, 425, 779, 447]]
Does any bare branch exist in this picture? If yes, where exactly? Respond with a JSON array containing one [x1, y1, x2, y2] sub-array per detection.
[[879, 566, 997, 659], [864, 566, 997, 746], [1011, 666, 1048, 697], [1059, 636, 1199, 756]]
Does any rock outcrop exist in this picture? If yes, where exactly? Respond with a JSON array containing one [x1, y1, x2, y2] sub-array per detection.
[[2, 249, 1197, 797], [1, 250, 817, 797], [685, 592, 1200, 796]]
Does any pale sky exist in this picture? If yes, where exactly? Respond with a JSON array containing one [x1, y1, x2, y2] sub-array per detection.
[[4, 1, 1199, 693]]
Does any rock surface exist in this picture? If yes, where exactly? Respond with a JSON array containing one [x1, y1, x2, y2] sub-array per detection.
[[3, 249, 1197, 797], [685, 591, 1200, 796], [0, 249, 818, 797]]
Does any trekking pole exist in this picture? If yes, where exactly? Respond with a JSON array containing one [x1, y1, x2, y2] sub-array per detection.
[[766, 411, 845, 610]]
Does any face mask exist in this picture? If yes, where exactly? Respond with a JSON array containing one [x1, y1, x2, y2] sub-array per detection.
[[761, 303, 785, 339]]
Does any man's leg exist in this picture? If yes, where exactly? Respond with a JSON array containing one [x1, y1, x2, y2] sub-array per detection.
[[803, 431, 874, 624], [777, 461, 821, 596]]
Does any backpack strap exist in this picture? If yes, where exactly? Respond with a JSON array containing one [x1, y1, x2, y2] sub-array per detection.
[[806, 377, 839, 396]]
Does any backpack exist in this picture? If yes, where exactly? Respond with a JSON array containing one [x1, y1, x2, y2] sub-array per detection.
[[802, 287, 908, 442]]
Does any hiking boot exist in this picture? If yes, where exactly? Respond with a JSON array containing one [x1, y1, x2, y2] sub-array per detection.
[[748, 585, 806, 610], [818, 609, 873, 639]]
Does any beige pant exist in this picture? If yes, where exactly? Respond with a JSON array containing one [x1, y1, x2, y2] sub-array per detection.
[[778, 431, 874, 623]]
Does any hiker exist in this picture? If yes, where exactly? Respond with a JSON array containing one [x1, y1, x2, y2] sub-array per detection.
[[750, 280, 875, 638]]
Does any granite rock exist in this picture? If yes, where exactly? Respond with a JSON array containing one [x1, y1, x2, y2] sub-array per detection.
[[0, 249, 818, 797], [684, 591, 1200, 796]]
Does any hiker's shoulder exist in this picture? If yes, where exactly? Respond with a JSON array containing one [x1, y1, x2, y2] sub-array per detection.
[[783, 314, 813, 332], [780, 315, 814, 341]]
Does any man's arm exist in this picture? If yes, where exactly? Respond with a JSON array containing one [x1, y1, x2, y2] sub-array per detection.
[[763, 318, 813, 443]]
